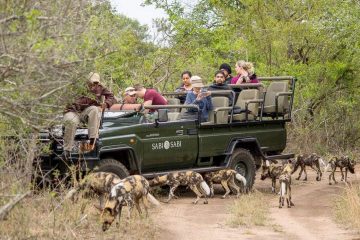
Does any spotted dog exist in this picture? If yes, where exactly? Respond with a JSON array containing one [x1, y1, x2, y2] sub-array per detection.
[[328, 156, 356, 185], [293, 153, 323, 181], [204, 169, 247, 198], [279, 160, 295, 208], [149, 171, 210, 204], [65, 172, 121, 209], [101, 175, 160, 231], [260, 160, 283, 193]]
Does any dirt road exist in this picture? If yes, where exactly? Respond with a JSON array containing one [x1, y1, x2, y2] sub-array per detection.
[[153, 167, 360, 240]]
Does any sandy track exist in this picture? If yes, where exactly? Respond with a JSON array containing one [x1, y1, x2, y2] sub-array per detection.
[[153, 167, 360, 240]]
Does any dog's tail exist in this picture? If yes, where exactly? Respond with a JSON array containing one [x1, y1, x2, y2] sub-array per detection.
[[235, 173, 247, 187], [147, 193, 160, 206], [199, 181, 211, 197], [280, 181, 286, 196], [65, 188, 78, 200]]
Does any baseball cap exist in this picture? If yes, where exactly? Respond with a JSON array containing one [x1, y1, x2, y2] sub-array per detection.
[[125, 87, 136, 96], [87, 72, 100, 84]]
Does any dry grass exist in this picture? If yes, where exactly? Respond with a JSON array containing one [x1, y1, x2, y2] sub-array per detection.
[[228, 190, 269, 227], [0, 187, 159, 239], [334, 184, 360, 232]]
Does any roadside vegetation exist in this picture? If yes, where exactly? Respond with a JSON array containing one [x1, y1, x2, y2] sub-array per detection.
[[334, 184, 360, 232]]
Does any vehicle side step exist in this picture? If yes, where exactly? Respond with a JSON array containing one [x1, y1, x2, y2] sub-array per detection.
[[142, 166, 226, 179], [265, 153, 294, 160]]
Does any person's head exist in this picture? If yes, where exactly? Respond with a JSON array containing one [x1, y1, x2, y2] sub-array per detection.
[[219, 63, 232, 78], [190, 75, 204, 94], [235, 60, 254, 75], [87, 72, 101, 91], [124, 87, 137, 103], [132, 84, 146, 98], [181, 71, 192, 86], [214, 70, 226, 84]]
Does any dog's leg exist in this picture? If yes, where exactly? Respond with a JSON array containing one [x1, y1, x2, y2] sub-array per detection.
[[340, 167, 344, 181], [229, 176, 240, 198], [116, 205, 122, 228], [279, 180, 283, 208], [296, 166, 303, 180], [271, 177, 276, 193], [289, 179, 294, 207], [329, 164, 335, 185], [221, 180, 231, 198], [209, 181, 215, 198], [345, 168, 348, 183], [135, 199, 142, 217], [166, 183, 179, 203], [303, 166, 307, 181], [189, 184, 203, 204], [332, 166, 337, 184], [142, 195, 150, 217], [310, 165, 321, 181]]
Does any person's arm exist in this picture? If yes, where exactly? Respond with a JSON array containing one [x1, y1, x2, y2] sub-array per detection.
[[102, 87, 116, 108]]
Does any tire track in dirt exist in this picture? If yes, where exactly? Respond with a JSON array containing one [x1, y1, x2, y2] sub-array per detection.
[[153, 168, 360, 240]]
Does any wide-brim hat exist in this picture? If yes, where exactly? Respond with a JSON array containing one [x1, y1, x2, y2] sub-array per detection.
[[88, 72, 100, 84], [125, 87, 136, 96], [190, 75, 204, 88]]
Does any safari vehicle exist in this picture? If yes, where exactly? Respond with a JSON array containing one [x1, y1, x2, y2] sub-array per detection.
[[37, 76, 296, 189]]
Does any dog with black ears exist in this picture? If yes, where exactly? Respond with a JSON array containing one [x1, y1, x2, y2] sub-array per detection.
[[65, 171, 122, 209], [203, 169, 247, 198], [149, 171, 210, 204], [328, 156, 356, 185], [279, 159, 295, 208], [292, 153, 323, 181], [100, 175, 160, 231], [260, 160, 284, 193]]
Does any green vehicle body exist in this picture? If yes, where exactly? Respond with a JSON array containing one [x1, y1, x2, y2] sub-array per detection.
[[38, 76, 296, 188]]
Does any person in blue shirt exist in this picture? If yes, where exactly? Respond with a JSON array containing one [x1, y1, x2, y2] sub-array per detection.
[[183, 75, 213, 122]]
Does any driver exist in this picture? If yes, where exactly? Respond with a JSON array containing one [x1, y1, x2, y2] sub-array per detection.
[[63, 72, 116, 159]]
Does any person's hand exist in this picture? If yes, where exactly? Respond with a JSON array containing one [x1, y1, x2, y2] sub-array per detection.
[[99, 103, 107, 110]]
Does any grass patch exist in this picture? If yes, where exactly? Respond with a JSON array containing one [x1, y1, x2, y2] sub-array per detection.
[[228, 190, 269, 227], [0, 190, 159, 239], [334, 184, 360, 232]]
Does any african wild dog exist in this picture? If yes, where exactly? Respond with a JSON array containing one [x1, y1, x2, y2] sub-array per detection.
[[101, 175, 160, 231], [328, 156, 356, 185], [260, 160, 283, 193], [65, 172, 121, 209], [279, 160, 295, 208], [204, 169, 247, 198], [293, 153, 323, 181], [149, 171, 210, 204]]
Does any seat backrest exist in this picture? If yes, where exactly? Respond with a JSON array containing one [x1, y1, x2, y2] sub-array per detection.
[[264, 82, 289, 113], [235, 89, 260, 116], [166, 98, 181, 112], [208, 96, 229, 124]]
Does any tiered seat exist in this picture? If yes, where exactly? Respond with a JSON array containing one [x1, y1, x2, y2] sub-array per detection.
[[262, 82, 292, 119], [232, 89, 263, 121]]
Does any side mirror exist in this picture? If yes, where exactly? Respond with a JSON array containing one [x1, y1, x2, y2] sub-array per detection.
[[157, 109, 168, 122]]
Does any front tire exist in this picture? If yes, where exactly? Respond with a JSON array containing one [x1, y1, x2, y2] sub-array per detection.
[[229, 148, 256, 190], [96, 158, 130, 179]]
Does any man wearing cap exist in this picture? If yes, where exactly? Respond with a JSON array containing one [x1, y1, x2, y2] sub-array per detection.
[[184, 76, 213, 122], [130, 84, 167, 114], [123, 87, 137, 104], [63, 72, 116, 158], [219, 63, 232, 84]]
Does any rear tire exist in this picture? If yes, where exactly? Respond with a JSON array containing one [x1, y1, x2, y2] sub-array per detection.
[[229, 148, 256, 190], [96, 158, 130, 179]]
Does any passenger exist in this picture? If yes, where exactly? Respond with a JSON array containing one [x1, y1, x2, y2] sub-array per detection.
[[123, 87, 137, 104], [231, 60, 259, 84], [129, 84, 167, 114], [183, 76, 213, 122], [63, 72, 116, 158], [208, 70, 233, 106], [219, 63, 233, 84], [175, 71, 193, 104]]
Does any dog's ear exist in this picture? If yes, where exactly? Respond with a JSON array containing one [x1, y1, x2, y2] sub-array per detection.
[[272, 159, 278, 164]]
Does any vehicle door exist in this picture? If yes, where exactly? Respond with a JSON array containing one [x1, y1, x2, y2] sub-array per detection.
[[138, 119, 198, 172]]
